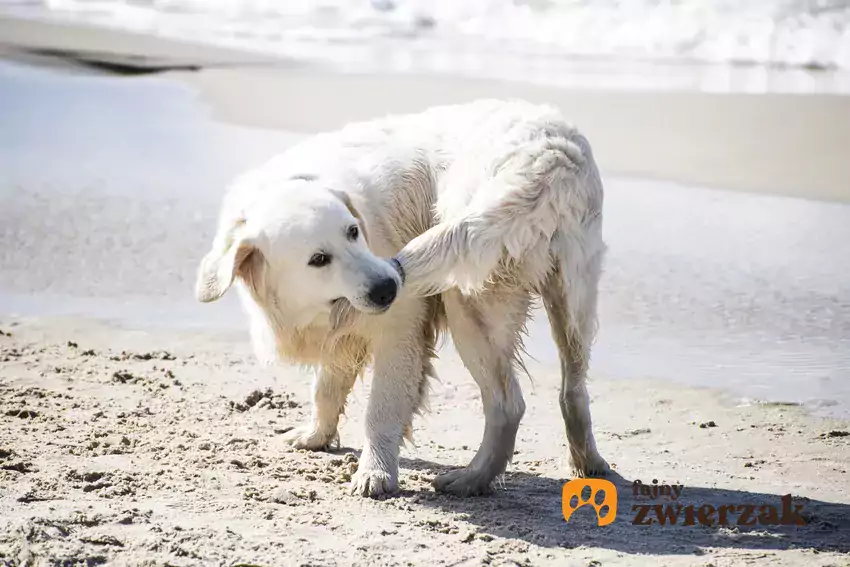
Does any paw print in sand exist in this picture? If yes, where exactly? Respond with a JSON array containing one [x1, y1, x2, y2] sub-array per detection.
[[562, 479, 618, 526]]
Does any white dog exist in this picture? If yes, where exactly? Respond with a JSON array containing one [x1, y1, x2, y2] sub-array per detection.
[[196, 99, 608, 497]]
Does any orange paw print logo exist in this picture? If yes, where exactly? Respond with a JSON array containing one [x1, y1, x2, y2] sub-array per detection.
[[562, 479, 618, 526]]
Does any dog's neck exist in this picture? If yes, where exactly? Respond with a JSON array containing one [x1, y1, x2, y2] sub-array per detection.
[[261, 298, 363, 368]]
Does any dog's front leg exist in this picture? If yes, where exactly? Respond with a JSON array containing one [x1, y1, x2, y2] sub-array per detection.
[[282, 364, 358, 451], [282, 336, 367, 451], [351, 308, 427, 497]]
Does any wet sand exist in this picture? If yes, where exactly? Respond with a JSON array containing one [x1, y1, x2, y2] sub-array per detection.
[[0, 15, 281, 72], [1, 14, 849, 567]]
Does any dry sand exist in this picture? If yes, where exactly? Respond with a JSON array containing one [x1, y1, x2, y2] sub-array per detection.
[[1, 317, 849, 566], [1, 13, 850, 567], [178, 68, 850, 203]]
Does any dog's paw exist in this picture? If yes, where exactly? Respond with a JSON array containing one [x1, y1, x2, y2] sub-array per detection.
[[432, 468, 495, 497], [350, 468, 397, 498], [280, 424, 337, 451], [569, 451, 611, 478]]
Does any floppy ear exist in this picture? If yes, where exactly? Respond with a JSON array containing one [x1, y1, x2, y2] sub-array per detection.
[[195, 228, 257, 303], [330, 189, 369, 244]]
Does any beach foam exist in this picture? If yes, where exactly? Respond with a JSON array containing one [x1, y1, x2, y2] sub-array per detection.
[[3, 0, 849, 79]]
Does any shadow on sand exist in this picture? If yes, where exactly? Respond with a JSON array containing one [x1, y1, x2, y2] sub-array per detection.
[[394, 457, 849, 556]]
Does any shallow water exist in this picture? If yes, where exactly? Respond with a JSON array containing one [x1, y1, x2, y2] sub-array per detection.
[[531, 180, 850, 417], [1, 60, 848, 416]]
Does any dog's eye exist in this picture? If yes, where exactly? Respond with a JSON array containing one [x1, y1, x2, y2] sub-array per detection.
[[308, 253, 332, 268], [347, 225, 359, 241]]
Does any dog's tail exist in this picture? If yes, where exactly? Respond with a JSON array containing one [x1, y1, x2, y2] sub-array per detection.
[[394, 132, 605, 336]]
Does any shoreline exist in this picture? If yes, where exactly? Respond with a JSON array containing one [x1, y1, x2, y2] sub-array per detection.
[[0, 13, 283, 72], [178, 65, 850, 202], [1, 34, 849, 418], [2, 13, 850, 203]]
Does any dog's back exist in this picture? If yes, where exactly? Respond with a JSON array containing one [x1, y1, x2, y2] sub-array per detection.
[[197, 99, 609, 496], [378, 99, 610, 489]]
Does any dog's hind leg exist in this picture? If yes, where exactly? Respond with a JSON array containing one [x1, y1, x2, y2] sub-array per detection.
[[433, 287, 529, 496], [540, 254, 609, 477]]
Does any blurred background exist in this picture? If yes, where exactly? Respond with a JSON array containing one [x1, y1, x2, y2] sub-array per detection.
[[1, 1, 849, 416], [2, 0, 850, 92]]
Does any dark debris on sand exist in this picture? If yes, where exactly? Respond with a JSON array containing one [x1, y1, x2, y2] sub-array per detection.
[[229, 388, 300, 413]]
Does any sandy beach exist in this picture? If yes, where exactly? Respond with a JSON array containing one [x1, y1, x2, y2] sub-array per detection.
[[2, 316, 849, 566], [1, 13, 849, 567]]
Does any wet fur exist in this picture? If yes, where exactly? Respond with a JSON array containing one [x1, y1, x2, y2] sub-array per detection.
[[196, 99, 608, 497]]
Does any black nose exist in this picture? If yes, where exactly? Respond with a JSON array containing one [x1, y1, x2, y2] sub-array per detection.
[[367, 277, 398, 308]]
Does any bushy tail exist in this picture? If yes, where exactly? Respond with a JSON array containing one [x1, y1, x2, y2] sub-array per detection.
[[395, 133, 605, 335]]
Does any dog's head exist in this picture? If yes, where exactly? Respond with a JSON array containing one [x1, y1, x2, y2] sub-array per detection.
[[195, 178, 402, 329]]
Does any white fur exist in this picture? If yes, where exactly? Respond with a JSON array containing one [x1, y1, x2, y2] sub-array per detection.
[[196, 99, 608, 497]]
